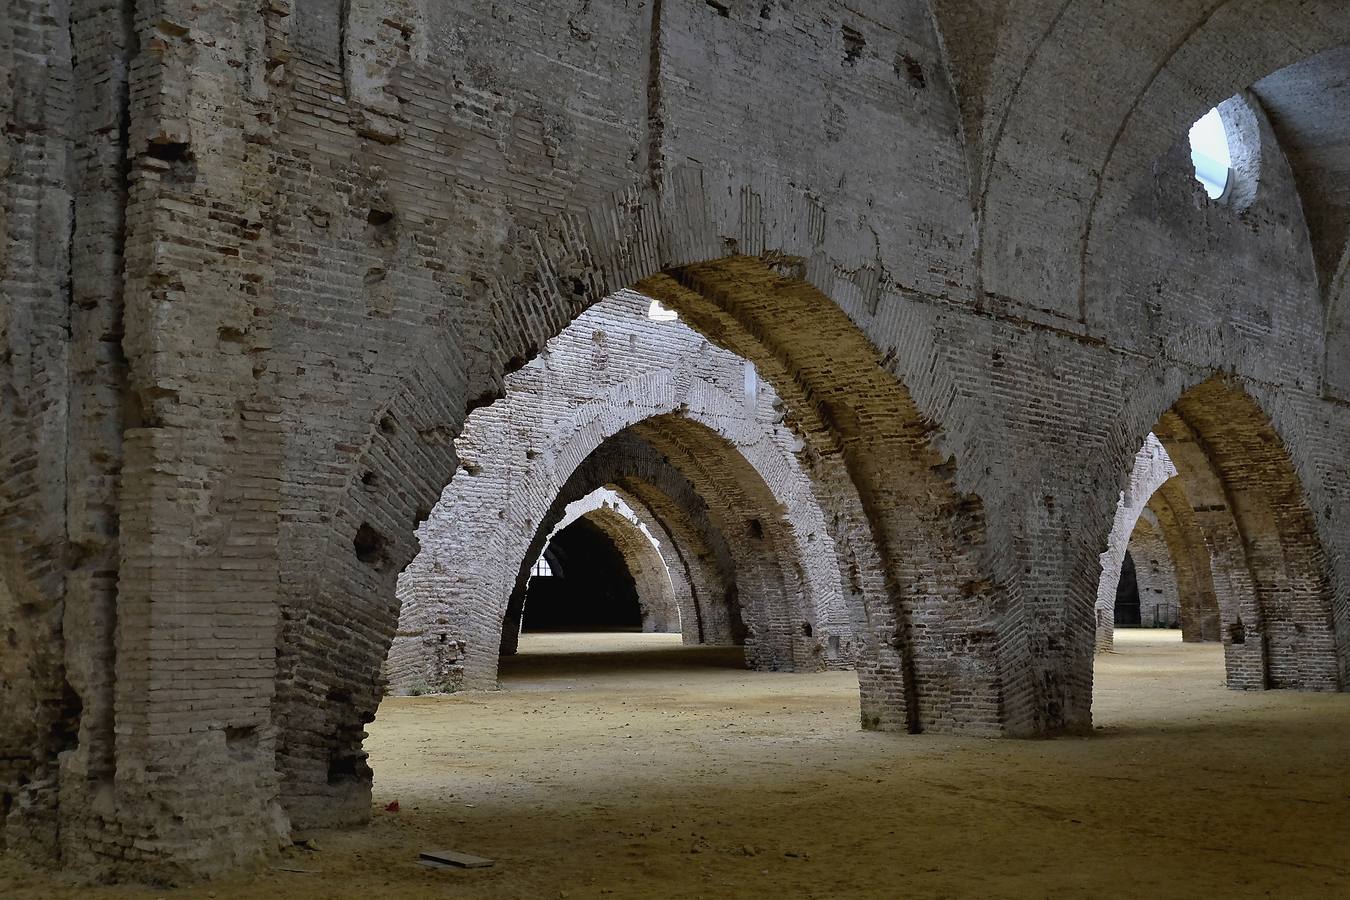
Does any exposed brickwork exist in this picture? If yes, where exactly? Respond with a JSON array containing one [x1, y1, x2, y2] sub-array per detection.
[[642, 262, 1003, 735], [1145, 479, 1224, 644], [1153, 378, 1341, 691], [1094, 435, 1223, 650], [1128, 516, 1182, 629], [4, 0, 1350, 880], [494, 431, 766, 667], [518, 434, 747, 654], [388, 290, 853, 698], [1095, 435, 1178, 650], [0, 0, 75, 859]]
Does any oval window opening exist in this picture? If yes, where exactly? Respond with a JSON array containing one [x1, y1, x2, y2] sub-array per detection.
[[1189, 107, 1232, 200]]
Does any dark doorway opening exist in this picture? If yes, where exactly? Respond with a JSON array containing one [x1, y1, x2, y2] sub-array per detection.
[[1114, 550, 1142, 626], [523, 517, 643, 632]]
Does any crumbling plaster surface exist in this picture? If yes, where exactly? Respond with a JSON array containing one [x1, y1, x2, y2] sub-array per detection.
[[3, 0, 1350, 879]]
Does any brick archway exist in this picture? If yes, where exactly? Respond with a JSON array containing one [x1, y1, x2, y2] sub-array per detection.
[[1127, 514, 1182, 629], [540, 491, 687, 636], [275, 168, 1005, 829], [1094, 434, 1223, 652], [11, 0, 1350, 881], [1095, 435, 1180, 650], [1145, 479, 1224, 644], [390, 381, 844, 695], [1153, 377, 1341, 690], [1088, 371, 1343, 707], [1096, 431, 1225, 650], [490, 424, 827, 679]]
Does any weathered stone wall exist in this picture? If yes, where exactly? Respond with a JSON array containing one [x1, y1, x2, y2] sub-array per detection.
[[4, 0, 1350, 880]]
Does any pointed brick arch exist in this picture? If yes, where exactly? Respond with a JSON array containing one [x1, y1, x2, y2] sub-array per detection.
[[1153, 376, 1341, 689], [577, 503, 683, 635], [395, 387, 844, 696], [276, 172, 997, 833], [495, 433, 746, 662], [1145, 479, 1224, 643], [536, 491, 686, 636], [1093, 372, 1343, 702], [488, 423, 821, 680], [639, 258, 1004, 734]]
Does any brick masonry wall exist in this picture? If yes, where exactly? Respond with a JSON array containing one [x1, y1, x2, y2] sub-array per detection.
[[388, 290, 853, 698], [5, 0, 1350, 879], [1095, 435, 1178, 650], [1095, 435, 1222, 649], [0, 0, 75, 860], [1128, 514, 1182, 629]]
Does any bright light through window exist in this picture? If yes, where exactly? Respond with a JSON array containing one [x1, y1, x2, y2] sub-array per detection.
[[647, 300, 678, 322], [531, 556, 552, 578], [1189, 108, 1231, 200]]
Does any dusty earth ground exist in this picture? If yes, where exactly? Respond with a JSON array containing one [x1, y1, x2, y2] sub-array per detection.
[[5, 630, 1350, 899]]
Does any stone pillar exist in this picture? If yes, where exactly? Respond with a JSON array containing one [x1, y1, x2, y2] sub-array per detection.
[[106, 0, 291, 877]]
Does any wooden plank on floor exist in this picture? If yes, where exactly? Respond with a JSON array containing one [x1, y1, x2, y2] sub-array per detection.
[[419, 849, 495, 868]]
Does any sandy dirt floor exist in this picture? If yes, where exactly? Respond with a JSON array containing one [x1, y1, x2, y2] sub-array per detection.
[[5, 630, 1350, 899]]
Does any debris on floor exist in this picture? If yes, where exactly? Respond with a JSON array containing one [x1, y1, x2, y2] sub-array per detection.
[[418, 848, 495, 869]]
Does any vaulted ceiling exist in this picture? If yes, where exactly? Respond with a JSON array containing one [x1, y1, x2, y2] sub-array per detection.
[[1253, 44, 1350, 301]]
